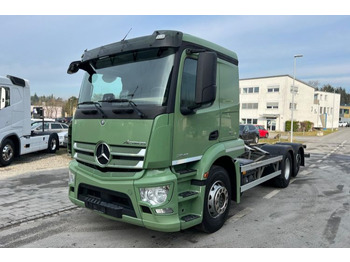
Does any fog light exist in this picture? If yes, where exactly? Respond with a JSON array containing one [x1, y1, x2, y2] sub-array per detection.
[[139, 185, 170, 206], [155, 208, 173, 214], [68, 170, 75, 185]]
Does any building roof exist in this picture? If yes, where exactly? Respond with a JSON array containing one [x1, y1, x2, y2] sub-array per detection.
[[240, 74, 316, 90]]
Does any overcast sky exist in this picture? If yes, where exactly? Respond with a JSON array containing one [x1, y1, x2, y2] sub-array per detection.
[[1, 13, 349, 99]]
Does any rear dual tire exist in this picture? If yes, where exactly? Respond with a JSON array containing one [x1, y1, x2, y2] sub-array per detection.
[[273, 153, 292, 188]]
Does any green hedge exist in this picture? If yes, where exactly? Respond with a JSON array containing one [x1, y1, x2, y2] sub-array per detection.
[[285, 120, 314, 132]]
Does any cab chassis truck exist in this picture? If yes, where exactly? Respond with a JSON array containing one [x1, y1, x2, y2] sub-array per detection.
[[0, 75, 59, 167], [67, 30, 307, 233]]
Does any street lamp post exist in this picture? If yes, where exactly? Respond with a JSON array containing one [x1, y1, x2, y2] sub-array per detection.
[[291, 54, 303, 142]]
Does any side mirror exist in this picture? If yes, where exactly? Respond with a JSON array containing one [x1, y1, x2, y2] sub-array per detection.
[[67, 61, 81, 74], [195, 52, 217, 105]]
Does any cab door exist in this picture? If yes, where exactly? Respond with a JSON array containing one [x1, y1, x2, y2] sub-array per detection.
[[172, 51, 219, 166]]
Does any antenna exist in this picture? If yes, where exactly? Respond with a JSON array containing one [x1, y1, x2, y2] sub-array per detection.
[[121, 28, 132, 41]]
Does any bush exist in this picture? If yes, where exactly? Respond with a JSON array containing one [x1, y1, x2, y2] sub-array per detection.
[[285, 120, 314, 132], [285, 120, 299, 132], [300, 121, 313, 132]]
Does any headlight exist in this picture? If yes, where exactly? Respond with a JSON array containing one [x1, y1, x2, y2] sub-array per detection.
[[139, 185, 170, 206], [68, 170, 75, 185]]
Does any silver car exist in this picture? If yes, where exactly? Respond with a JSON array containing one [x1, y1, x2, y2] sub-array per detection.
[[31, 121, 69, 133]]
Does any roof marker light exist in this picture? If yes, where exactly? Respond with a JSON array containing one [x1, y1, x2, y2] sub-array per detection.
[[156, 34, 166, 40]]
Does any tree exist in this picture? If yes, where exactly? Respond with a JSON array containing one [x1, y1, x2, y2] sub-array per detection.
[[307, 80, 320, 90], [64, 96, 78, 117]]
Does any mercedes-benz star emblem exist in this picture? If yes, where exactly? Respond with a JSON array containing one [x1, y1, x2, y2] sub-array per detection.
[[95, 143, 110, 166]]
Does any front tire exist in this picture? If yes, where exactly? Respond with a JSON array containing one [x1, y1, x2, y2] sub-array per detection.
[[200, 165, 231, 233], [0, 139, 15, 167]]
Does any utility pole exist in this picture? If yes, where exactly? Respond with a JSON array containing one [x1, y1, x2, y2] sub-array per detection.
[[291, 54, 303, 142]]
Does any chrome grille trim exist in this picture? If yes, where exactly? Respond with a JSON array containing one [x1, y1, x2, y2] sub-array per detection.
[[73, 141, 146, 170]]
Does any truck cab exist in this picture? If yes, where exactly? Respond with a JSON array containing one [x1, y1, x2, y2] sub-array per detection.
[[0, 75, 59, 166], [67, 30, 306, 233]]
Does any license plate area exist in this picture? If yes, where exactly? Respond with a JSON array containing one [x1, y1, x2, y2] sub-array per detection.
[[82, 195, 123, 218], [78, 183, 136, 218]]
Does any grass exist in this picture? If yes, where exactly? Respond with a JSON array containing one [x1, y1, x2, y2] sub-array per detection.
[[259, 128, 338, 144]]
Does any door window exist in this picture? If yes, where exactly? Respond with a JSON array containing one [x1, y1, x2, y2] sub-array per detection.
[[180, 58, 197, 113], [0, 86, 10, 109]]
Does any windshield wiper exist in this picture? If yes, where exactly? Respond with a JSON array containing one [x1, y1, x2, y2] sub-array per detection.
[[78, 101, 107, 118], [99, 99, 146, 118]]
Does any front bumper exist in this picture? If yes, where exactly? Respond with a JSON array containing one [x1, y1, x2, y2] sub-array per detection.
[[68, 160, 181, 232]]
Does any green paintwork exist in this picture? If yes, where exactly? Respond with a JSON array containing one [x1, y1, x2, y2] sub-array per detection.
[[68, 30, 245, 232], [72, 118, 152, 147]]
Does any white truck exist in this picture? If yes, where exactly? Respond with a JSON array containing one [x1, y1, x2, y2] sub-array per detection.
[[0, 75, 59, 167]]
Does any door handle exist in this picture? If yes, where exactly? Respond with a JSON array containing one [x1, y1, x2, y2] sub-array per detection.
[[209, 130, 219, 141]]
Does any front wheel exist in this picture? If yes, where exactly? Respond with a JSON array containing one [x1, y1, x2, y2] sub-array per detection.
[[0, 139, 15, 167], [199, 165, 231, 233]]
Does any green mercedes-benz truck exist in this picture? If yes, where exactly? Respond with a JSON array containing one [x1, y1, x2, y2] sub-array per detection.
[[67, 30, 306, 233]]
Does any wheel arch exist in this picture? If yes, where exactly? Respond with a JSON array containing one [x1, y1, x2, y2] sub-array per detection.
[[213, 156, 240, 203], [261, 143, 295, 171]]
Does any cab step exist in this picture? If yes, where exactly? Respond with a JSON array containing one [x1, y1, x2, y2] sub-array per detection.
[[178, 191, 199, 202], [181, 214, 200, 222]]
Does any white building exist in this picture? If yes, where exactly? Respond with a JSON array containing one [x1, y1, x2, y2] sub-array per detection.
[[239, 75, 340, 131]]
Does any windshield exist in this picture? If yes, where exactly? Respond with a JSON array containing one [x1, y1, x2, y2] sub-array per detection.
[[78, 48, 175, 107]]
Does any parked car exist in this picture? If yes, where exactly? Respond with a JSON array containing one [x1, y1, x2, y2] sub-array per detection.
[[58, 131, 68, 147], [63, 132, 69, 148], [255, 125, 269, 138], [239, 124, 260, 144], [56, 117, 73, 124], [31, 121, 69, 133], [339, 121, 347, 127]]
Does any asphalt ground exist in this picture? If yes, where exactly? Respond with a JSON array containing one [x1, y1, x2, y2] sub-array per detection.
[[0, 128, 349, 248]]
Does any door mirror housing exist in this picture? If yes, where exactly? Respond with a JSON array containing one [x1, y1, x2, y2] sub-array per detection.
[[195, 52, 217, 106], [67, 61, 81, 74]]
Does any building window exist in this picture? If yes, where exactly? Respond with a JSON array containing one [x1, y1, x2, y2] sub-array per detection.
[[320, 107, 323, 114], [267, 86, 280, 93], [266, 102, 278, 109], [242, 103, 258, 109], [242, 118, 258, 124], [242, 87, 259, 94]]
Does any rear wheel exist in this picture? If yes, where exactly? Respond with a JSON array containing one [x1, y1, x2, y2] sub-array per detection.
[[47, 134, 58, 153], [254, 135, 259, 144], [199, 165, 231, 233], [293, 149, 302, 177], [273, 152, 292, 188], [0, 139, 15, 166]]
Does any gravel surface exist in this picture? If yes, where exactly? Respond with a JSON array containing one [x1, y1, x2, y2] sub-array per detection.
[[0, 149, 72, 179]]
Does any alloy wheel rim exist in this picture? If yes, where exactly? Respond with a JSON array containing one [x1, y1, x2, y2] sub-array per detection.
[[2, 144, 14, 162]]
